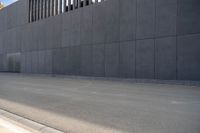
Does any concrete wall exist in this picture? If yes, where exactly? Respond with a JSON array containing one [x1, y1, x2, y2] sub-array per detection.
[[0, 0, 200, 81]]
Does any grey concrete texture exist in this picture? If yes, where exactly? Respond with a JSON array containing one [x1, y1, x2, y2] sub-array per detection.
[[80, 45, 93, 76], [0, 8, 7, 32], [177, 34, 200, 80], [20, 50, 52, 74], [0, 74, 200, 132], [0, 55, 3, 71], [0, 109, 63, 133], [155, 0, 177, 37], [62, 10, 81, 47], [0, 0, 199, 81], [136, 39, 155, 79], [105, 43, 120, 77], [136, 0, 156, 39], [155, 37, 177, 80], [0, 0, 28, 32], [80, 6, 93, 45], [92, 44, 105, 77], [46, 15, 62, 49], [177, 0, 200, 35], [0, 32, 3, 54], [119, 0, 136, 41], [6, 3, 17, 30], [119, 41, 135, 78]]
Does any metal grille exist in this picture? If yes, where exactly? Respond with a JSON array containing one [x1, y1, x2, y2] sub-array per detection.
[[29, 0, 106, 23]]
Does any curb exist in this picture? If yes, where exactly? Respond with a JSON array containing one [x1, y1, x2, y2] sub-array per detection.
[[0, 109, 64, 133], [1, 72, 200, 87]]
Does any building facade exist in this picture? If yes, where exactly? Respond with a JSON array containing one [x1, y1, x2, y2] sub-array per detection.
[[0, 0, 200, 81]]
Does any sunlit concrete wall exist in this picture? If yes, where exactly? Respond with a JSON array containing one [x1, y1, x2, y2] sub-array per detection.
[[0, 0, 200, 81]]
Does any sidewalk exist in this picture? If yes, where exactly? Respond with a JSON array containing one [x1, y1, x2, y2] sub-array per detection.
[[0, 116, 36, 133], [0, 109, 63, 133]]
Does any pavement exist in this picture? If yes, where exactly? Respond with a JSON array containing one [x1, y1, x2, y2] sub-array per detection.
[[0, 73, 200, 133], [0, 117, 32, 133], [0, 111, 38, 133], [0, 109, 63, 133]]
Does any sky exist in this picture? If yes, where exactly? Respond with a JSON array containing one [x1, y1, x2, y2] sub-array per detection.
[[1, 0, 18, 6]]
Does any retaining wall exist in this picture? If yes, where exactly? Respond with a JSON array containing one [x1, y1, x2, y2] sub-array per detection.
[[0, 0, 200, 81]]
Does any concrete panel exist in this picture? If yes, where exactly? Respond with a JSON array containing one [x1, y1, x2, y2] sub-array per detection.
[[0, 8, 7, 32], [21, 24, 33, 52], [80, 45, 93, 76], [119, 41, 135, 78], [62, 30, 70, 47], [92, 2, 106, 44], [105, 0, 120, 43], [105, 43, 119, 77], [136, 39, 155, 79], [32, 51, 39, 74], [62, 12, 70, 31], [11, 28, 18, 53], [52, 49, 63, 74], [31, 23, 39, 51], [62, 48, 70, 75], [2, 31, 8, 53], [80, 6, 93, 45], [20, 26, 25, 52], [2, 31, 7, 54], [0, 12, 2, 32], [0, 32, 3, 54], [10, 28, 20, 53], [14, 53, 21, 72], [36, 21, 46, 50], [2, 54, 8, 72], [44, 50, 52, 74], [156, 0, 177, 37], [46, 15, 62, 49], [32, 21, 46, 51], [15, 27, 22, 53], [177, 0, 200, 35], [35, 51, 39, 73], [178, 34, 200, 80], [20, 26, 27, 52], [119, 0, 136, 41], [0, 54, 3, 71], [26, 52, 32, 73], [68, 10, 80, 46], [6, 54, 12, 72], [20, 53, 26, 73], [30, 52, 34, 73], [61, 12, 71, 47], [38, 51, 45, 74], [6, 3, 17, 29], [62, 10, 80, 47], [68, 46, 80, 75], [3, 29, 17, 53], [28, 24, 35, 52], [92, 44, 105, 77], [155, 37, 176, 80], [16, 0, 28, 26], [23, 53, 27, 73], [0, 32, 5, 54], [136, 0, 155, 39]]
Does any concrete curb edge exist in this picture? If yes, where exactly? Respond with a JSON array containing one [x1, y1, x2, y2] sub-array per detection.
[[0, 109, 65, 133]]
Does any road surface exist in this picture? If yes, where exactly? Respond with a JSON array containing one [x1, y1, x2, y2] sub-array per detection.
[[0, 73, 200, 133]]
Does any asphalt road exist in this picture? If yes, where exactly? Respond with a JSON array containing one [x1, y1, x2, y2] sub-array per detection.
[[0, 73, 200, 133]]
